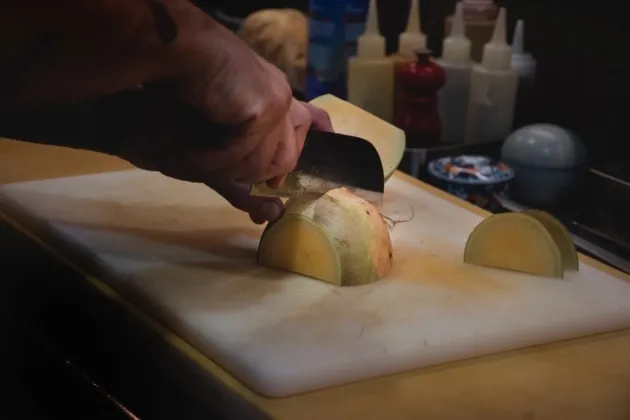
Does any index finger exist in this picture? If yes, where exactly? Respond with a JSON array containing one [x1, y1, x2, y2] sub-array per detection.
[[266, 99, 312, 188]]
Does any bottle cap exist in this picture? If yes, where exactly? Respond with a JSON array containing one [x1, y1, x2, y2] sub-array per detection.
[[357, 0, 386, 58], [480, 7, 512, 70], [442, 2, 471, 63], [398, 0, 427, 58]]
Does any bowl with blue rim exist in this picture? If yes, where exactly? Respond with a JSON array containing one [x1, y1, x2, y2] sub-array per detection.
[[427, 155, 515, 210]]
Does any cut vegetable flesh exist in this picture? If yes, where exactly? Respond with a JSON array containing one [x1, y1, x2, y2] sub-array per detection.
[[309, 94, 405, 181], [522, 209, 579, 271], [257, 187, 393, 286], [464, 212, 564, 278], [258, 215, 341, 283]]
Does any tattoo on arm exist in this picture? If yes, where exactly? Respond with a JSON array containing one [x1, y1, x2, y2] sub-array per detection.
[[149, 1, 178, 44]]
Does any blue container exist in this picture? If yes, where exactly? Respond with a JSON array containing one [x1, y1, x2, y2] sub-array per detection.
[[305, 0, 369, 100], [427, 155, 515, 212]]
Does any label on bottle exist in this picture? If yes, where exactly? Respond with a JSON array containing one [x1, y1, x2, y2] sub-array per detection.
[[305, 0, 368, 100]]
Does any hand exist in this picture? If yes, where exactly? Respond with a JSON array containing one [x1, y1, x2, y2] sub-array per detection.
[[119, 18, 333, 224], [0, 0, 332, 226]]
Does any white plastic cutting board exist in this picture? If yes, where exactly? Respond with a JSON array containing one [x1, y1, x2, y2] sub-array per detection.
[[1, 169, 630, 398]]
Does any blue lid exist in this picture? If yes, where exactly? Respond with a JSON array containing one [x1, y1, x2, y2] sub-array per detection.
[[427, 155, 514, 185]]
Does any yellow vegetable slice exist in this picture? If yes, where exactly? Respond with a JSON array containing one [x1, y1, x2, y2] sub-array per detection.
[[258, 215, 341, 283], [257, 188, 393, 286], [522, 209, 579, 271], [309, 94, 406, 181], [464, 212, 564, 278]]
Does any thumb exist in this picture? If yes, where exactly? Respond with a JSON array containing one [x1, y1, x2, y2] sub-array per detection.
[[207, 177, 284, 224]]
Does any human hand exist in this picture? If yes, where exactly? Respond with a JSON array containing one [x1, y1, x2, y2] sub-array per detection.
[[204, 98, 334, 223], [118, 19, 332, 224], [0, 0, 332, 226]]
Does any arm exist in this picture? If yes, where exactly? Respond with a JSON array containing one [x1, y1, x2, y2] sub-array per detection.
[[0, 0, 233, 154], [0, 0, 326, 225]]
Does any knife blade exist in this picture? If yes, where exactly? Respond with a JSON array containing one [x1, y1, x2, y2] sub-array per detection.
[[249, 130, 385, 205]]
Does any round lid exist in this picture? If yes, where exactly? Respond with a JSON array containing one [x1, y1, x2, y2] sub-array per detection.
[[428, 155, 514, 185], [501, 124, 588, 169]]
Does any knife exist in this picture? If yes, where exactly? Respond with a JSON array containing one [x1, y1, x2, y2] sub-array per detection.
[[250, 130, 385, 205]]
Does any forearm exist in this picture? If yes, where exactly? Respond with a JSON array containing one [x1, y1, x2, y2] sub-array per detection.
[[0, 0, 233, 153], [0, 0, 218, 108]]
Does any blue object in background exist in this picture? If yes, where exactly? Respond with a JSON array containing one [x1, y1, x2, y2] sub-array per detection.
[[305, 0, 369, 100]]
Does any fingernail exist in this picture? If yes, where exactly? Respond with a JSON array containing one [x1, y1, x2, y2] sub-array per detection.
[[262, 201, 283, 221]]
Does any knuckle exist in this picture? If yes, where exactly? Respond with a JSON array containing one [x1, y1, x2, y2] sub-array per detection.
[[243, 79, 291, 130], [269, 69, 293, 104]]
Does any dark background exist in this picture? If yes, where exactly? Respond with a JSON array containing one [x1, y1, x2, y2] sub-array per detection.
[[198, 0, 630, 180]]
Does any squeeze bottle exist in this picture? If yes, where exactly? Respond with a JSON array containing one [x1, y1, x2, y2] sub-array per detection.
[[464, 7, 519, 144], [347, 0, 395, 122], [395, 0, 427, 62], [444, 0, 497, 62], [436, 2, 473, 143], [392, 0, 427, 129], [510, 19, 537, 129]]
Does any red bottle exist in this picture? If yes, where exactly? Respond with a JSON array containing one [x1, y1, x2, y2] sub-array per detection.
[[394, 49, 446, 149]]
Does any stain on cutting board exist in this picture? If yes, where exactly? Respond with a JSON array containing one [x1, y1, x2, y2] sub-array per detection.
[[259, 291, 385, 344], [378, 188, 511, 295], [391, 238, 513, 295]]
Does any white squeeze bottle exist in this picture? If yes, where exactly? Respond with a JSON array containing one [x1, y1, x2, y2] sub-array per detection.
[[347, 0, 394, 122], [437, 2, 472, 143], [511, 20, 536, 79], [464, 7, 519, 144], [510, 19, 537, 129], [396, 0, 427, 63]]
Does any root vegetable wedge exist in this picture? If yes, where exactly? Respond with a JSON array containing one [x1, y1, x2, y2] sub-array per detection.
[[522, 209, 579, 271], [309, 94, 405, 181], [258, 216, 341, 282], [257, 187, 393, 286], [464, 212, 564, 278]]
